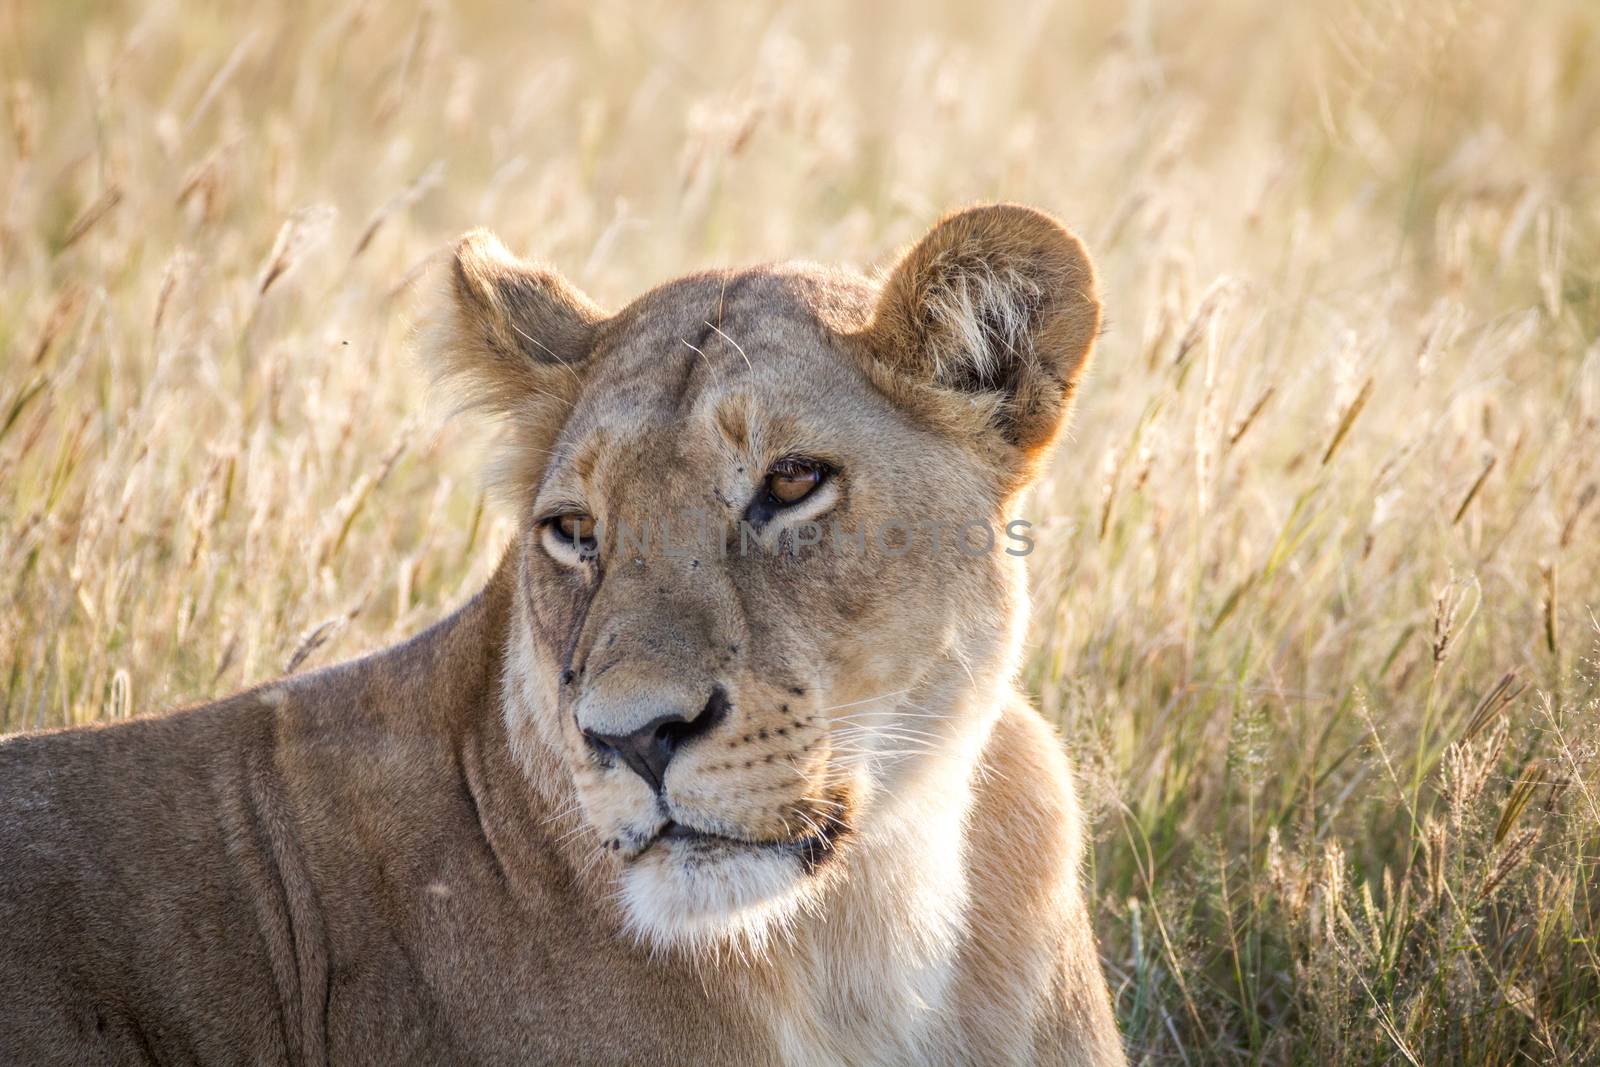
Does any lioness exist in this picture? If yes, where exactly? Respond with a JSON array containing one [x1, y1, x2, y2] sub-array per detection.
[[0, 205, 1123, 1066]]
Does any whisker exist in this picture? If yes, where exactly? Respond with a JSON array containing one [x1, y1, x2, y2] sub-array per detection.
[[833, 725, 949, 744], [825, 739, 947, 755], [831, 725, 946, 742], [704, 320, 753, 372], [829, 709, 948, 723], [831, 749, 936, 764], [681, 337, 722, 386], [540, 798, 585, 825], [553, 819, 596, 847], [816, 689, 913, 714]]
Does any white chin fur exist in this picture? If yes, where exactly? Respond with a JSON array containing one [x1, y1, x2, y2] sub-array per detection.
[[619, 843, 818, 955]]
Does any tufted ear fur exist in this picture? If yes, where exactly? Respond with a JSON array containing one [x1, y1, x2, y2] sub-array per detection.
[[421, 230, 606, 498], [859, 204, 1101, 471]]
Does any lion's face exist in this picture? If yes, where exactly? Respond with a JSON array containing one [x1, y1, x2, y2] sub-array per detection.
[[427, 207, 1099, 950], [517, 270, 1013, 947]]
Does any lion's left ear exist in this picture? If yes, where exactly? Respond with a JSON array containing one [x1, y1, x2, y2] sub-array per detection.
[[420, 230, 607, 497], [423, 229, 606, 414], [860, 204, 1101, 461]]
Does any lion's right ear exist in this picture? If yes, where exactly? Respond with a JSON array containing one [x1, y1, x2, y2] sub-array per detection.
[[421, 230, 605, 495], [856, 205, 1100, 485], [422, 229, 605, 416]]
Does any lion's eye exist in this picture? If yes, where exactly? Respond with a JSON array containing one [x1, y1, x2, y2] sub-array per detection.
[[550, 513, 597, 548], [765, 459, 827, 506], [556, 513, 595, 541]]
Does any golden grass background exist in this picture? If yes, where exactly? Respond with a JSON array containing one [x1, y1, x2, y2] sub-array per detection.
[[3, 0, 1598, 1061]]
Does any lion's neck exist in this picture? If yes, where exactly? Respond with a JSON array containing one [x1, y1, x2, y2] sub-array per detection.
[[745, 683, 1000, 1067]]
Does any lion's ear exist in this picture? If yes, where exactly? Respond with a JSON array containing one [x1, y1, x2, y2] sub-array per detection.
[[861, 204, 1101, 461], [422, 230, 605, 496], [424, 229, 605, 415]]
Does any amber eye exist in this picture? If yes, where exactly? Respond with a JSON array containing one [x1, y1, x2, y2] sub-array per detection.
[[765, 459, 827, 506], [555, 513, 595, 540], [549, 513, 597, 552]]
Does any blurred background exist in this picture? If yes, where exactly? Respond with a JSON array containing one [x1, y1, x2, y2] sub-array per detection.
[[2, 0, 1597, 1061]]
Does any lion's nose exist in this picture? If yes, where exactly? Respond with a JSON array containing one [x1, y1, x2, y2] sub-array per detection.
[[583, 687, 728, 793]]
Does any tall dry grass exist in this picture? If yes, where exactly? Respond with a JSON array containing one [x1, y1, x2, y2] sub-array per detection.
[[2, 0, 1597, 1061]]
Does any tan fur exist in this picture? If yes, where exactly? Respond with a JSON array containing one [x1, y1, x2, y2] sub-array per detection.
[[0, 204, 1123, 1065]]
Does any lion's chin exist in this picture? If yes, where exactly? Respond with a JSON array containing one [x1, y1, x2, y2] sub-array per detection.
[[617, 837, 824, 954]]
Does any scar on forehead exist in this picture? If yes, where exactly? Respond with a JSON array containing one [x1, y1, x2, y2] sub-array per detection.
[[713, 394, 753, 451], [568, 431, 610, 483]]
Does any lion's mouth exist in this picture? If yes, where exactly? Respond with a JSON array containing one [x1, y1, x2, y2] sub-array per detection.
[[645, 809, 849, 873]]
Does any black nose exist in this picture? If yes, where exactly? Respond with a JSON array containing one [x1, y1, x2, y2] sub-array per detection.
[[584, 688, 728, 793]]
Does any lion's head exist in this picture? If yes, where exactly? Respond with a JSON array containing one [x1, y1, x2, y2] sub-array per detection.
[[424, 205, 1099, 952]]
